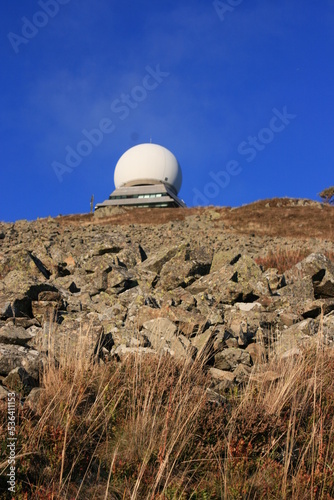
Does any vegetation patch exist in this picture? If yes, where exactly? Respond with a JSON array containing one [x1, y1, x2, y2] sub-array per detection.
[[1, 342, 334, 499]]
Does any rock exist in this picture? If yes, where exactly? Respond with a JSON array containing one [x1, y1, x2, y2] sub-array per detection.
[[263, 268, 285, 292], [209, 367, 235, 382], [171, 309, 208, 337], [0, 271, 60, 319], [0, 385, 9, 400], [246, 343, 267, 364], [322, 313, 334, 342], [4, 367, 38, 395], [142, 318, 191, 359], [278, 276, 315, 304], [271, 319, 317, 357], [31, 301, 60, 324], [30, 315, 104, 359], [209, 368, 235, 391], [233, 364, 252, 384], [162, 288, 197, 310], [107, 267, 138, 294], [136, 306, 164, 329], [5, 317, 40, 329], [235, 302, 262, 312], [25, 387, 43, 412], [0, 344, 40, 376], [117, 245, 147, 268], [214, 347, 251, 371], [286, 253, 334, 298], [139, 246, 180, 274], [191, 328, 215, 362], [301, 299, 334, 319], [0, 292, 32, 319], [232, 255, 266, 288], [38, 291, 62, 302], [1, 205, 334, 379], [159, 246, 212, 290], [143, 317, 177, 338], [223, 307, 274, 346], [225, 336, 239, 348], [279, 312, 301, 326], [210, 250, 241, 273], [114, 345, 157, 357], [188, 255, 268, 304], [0, 325, 33, 346]]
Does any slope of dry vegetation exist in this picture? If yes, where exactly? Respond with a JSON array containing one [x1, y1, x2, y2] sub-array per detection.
[[57, 198, 334, 241], [1, 335, 334, 499]]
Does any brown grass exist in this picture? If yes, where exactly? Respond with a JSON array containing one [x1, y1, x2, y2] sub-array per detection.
[[53, 198, 334, 241], [254, 247, 334, 273], [1, 323, 334, 499]]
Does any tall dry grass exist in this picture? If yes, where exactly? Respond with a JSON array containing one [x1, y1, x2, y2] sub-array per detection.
[[1, 321, 334, 499], [255, 247, 334, 273]]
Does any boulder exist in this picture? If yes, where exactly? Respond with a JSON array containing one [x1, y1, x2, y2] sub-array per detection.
[[322, 313, 334, 342], [25, 387, 44, 413], [191, 328, 215, 362], [246, 343, 267, 364], [0, 344, 40, 376], [210, 250, 241, 273], [107, 267, 138, 294], [4, 367, 38, 395], [0, 325, 33, 346], [214, 347, 251, 371], [142, 318, 191, 359], [30, 315, 104, 359], [159, 246, 212, 291], [209, 368, 235, 391], [286, 253, 334, 298], [271, 318, 318, 357], [263, 268, 286, 292], [138, 246, 180, 274], [278, 276, 315, 304], [301, 299, 334, 319], [187, 255, 269, 304]]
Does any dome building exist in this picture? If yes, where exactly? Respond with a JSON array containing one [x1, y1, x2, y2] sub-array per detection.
[[95, 143, 186, 212]]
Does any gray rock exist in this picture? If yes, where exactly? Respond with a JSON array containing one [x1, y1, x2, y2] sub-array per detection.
[[142, 318, 191, 359], [0, 344, 40, 376], [24, 387, 44, 412], [322, 312, 334, 341], [286, 253, 334, 298], [214, 347, 251, 371], [139, 246, 180, 274], [4, 367, 38, 395], [0, 325, 33, 346]]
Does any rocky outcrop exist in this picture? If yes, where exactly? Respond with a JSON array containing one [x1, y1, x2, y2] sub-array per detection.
[[0, 205, 333, 399]]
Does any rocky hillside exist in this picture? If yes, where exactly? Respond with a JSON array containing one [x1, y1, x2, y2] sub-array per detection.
[[1, 198, 334, 401]]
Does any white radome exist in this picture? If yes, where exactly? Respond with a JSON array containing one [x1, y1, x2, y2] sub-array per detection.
[[114, 143, 182, 194]]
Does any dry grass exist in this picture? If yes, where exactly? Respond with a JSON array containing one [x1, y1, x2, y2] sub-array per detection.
[[218, 199, 334, 240], [1, 326, 334, 499], [55, 198, 334, 241], [254, 247, 334, 273]]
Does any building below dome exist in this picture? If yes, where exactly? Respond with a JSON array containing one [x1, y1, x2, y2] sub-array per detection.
[[95, 143, 186, 212]]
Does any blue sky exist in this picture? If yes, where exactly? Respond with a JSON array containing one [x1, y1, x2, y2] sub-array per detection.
[[1, 0, 334, 221]]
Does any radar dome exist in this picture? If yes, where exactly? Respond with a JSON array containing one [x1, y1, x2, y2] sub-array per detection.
[[114, 143, 182, 195]]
